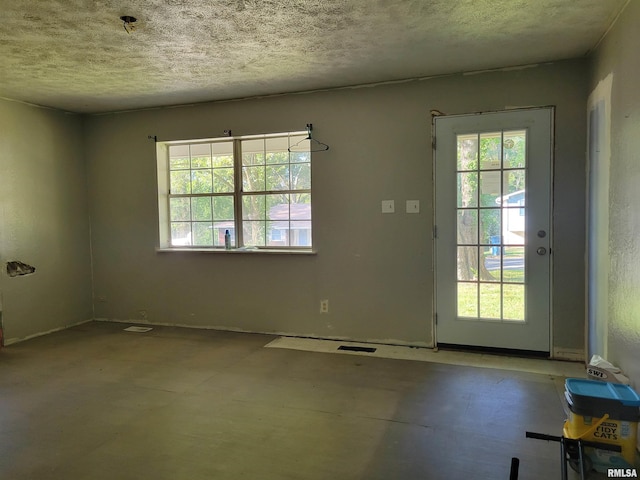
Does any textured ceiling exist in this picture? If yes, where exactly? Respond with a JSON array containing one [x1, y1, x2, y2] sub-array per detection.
[[0, 0, 628, 114]]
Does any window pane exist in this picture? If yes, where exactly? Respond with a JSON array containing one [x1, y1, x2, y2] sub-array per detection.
[[457, 134, 478, 171], [171, 222, 191, 246], [243, 195, 265, 220], [290, 221, 312, 247], [191, 169, 213, 194], [212, 141, 234, 167], [192, 222, 213, 246], [170, 197, 191, 221], [457, 282, 478, 317], [213, 223, 234, 247], [267, 221, 289, 246], [213, 154, 233, 168], [243, 221, 265, 246], [242, 139, 265, 166], [243, 166, 265, 192], [291, 163, 311, 190], [503, 130, 526, 168], [212, 196, 234, 221], [191, 197, 212, 221], [169, 145, 189, 170], [479, 132, 501, 169], [289, 136, 310, 159], [266, 165, 290, 190], [267, 194, 289, 220], [457, 172, 478, 208], [170, 171, 191, 194], [213, 167, 234, 193], [190, 144, 211, 168], [265, 137, 289, 165], [291, 195, 311, 220]]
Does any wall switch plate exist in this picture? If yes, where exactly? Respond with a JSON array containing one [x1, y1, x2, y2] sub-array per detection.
[[406, 200, 420, 213], [381, 200, 395, 213]]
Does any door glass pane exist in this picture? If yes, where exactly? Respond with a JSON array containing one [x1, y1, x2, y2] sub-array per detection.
[[503, 246, 525, 283], [503, 170, 525, 196], [457, 134, 478, 171], [483, 247, 501, 282], [457, 246, 478, 281], [457, 282, 478, 317], [503, 130, 526, 168], [479, 132, 501, 169], [479, 283, 501, 319], [457, 172, 478, 207], [503, 284, 525, 321], [479, 209, 500, 244], [457, 210, 478, 244], [480, 171, 501, 206]]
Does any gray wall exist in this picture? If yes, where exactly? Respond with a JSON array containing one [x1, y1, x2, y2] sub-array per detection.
[[0, 98, 93, 342], [85, 59, 588, 351], [589, 1, 640, 387]]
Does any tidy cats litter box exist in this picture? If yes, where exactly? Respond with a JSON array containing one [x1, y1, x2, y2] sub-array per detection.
[[563, 378, 640, 473]]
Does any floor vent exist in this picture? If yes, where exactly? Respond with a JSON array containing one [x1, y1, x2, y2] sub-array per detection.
[[338, 345, 377, 353]]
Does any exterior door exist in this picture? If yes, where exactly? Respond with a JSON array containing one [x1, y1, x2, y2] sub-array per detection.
[[434, 108, 553, 352]]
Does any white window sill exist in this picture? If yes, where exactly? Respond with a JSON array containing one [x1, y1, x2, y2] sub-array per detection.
[[156, 247, 316, 255]]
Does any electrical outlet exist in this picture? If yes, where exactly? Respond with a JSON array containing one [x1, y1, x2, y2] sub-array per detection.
[[320, 300, 329, 314], [138, 310, 148, 320]]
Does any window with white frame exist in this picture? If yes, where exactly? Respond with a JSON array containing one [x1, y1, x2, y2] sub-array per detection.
[[156, 131, 312, 250]]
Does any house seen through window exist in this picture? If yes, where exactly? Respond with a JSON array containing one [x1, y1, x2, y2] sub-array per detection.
[[157, 131, 312, 250]]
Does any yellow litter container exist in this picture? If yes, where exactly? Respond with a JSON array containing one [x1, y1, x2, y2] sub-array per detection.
[[564, 379, 640, 472]]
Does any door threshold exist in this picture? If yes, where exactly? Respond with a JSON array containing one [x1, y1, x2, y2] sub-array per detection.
[[437, 343, 550, 359]]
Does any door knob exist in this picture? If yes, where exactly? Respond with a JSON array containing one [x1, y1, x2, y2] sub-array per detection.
[[536, 247, 547, 255]]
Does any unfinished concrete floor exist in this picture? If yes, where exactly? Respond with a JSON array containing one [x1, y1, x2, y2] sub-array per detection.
[[0, 321, 586, 479]]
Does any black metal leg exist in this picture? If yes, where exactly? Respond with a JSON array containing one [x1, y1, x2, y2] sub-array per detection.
[[560, 437, 568, 480], [509, 457, 519, 480], [577, 440, 586, 480]]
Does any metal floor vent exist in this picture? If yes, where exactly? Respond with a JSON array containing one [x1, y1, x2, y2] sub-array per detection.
[[123, 326, 153, 333], [337, 345, 377, 353]]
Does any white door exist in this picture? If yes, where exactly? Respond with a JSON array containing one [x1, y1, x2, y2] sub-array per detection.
[[434, 108, 553, 352]]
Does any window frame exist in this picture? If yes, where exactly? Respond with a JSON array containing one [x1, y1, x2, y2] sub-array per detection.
[[156, 131, 314, 253]]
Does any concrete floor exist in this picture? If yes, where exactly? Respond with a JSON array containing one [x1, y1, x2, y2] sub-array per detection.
[[0, 321, 592, 479]]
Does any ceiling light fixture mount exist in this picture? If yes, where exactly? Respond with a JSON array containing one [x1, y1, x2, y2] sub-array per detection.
[[120, 15, 137, 34]]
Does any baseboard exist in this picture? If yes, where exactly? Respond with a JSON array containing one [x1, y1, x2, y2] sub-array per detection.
[[4, 318, 94, 346], [552, 347, 585, 362], [94, 318, 431, 348]]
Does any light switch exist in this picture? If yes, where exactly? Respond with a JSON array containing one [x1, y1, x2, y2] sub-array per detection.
[[381, 200, 395, 214], [406, 200, 420, 214]]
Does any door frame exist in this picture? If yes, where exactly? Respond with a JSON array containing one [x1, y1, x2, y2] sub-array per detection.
[[431, 107, 555, 354]]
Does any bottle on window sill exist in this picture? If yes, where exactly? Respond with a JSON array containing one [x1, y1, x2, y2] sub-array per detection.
[[224, 230, 231, 250]]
